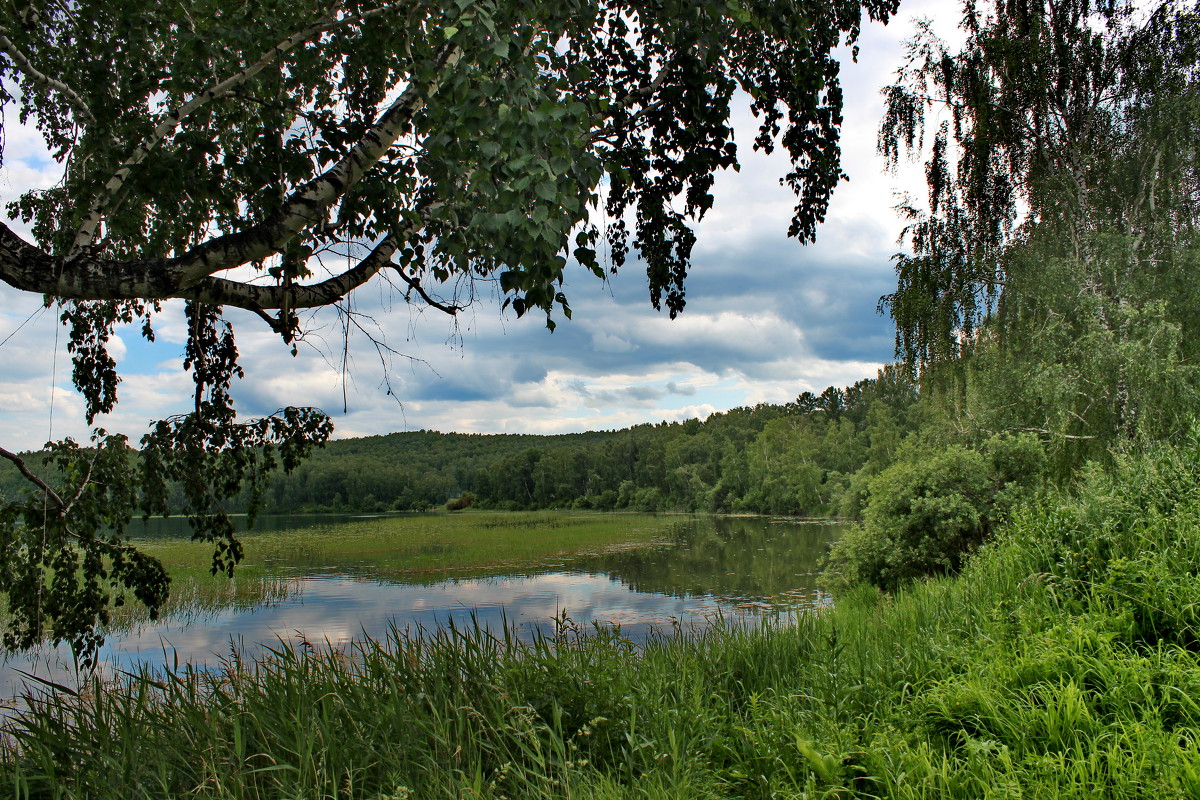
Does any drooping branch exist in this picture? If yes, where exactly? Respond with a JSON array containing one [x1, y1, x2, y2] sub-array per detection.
[[70, 1, 413, 254], [0, 24, 93, 122], [60, 449, 99, 518], [589, 56, 677, 142], [194, 234, 401, 312], [0, 446, 65, 511], [191, 227, 464, 329]]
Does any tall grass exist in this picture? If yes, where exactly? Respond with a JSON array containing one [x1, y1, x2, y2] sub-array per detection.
[[7, 449, 1200, 797]]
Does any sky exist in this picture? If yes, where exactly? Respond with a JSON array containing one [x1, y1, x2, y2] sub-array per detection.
[[0, 0, 961, 452]]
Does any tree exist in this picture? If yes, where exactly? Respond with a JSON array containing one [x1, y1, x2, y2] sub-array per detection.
[[879, 0, 1200, 362], [877, 0, 1200, 460], [0, 0, 898, 658]]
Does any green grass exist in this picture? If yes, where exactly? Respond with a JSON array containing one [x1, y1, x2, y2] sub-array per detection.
[[7, 453, 1200, 798], [138, 511, 681, 580]]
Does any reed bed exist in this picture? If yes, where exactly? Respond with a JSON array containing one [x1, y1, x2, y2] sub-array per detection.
[[137, 511, 681, 581]]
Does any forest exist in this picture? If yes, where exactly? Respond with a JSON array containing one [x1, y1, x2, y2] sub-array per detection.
[[231, 368, 920, 516]]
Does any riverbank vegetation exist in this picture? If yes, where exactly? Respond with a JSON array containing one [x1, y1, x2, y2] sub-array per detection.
[[0, 512, 686, 644], [7, 441, 1200, 798], [136, 511, 680, 581]]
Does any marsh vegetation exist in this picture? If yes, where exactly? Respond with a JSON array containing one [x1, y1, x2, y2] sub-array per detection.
[[0, 513, 841, 704]]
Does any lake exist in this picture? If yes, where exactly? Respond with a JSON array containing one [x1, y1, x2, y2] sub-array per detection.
[[0, 514, 845, 703]]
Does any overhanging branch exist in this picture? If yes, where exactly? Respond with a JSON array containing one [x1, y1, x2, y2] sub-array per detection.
[[194, 234, 401, 312], [0, 44, 465, 302], [168, 41, 464, 289], [191, 226, 465, 327], [0, 446, 65, 512]]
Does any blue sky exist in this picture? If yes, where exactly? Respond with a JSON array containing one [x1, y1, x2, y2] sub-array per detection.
[[0, 0, 960, 452]]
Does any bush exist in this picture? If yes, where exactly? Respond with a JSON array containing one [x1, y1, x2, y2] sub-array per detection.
[[445, 492, 476, 512], [825, 434, 1046, 591]]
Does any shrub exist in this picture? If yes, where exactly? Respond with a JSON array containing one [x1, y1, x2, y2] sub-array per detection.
[[824, 434, 1046, 591], [445, 492, 476, 512]]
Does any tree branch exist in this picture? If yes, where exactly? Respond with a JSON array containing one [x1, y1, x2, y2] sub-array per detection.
[[390, 263, 465, 315], [590, 57, 676, 142], [168, 42, 464, 288], [0, 44, 465, 302], [0, 446, 66, 511], [190, 220, 464, 326], [60, 449, 99, 519], [70, 1, 413, 255], [193, 233, 401, 312], [0, 24, 93, 122]]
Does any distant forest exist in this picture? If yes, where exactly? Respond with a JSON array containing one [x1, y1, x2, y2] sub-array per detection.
[[238, 365, 919, 517]]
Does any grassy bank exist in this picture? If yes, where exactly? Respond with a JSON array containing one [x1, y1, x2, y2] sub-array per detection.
[[139, 511, 681, 580], [6, 450, 1200, 797]]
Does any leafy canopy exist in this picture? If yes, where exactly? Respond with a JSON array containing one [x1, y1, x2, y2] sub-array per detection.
[[879, 0, 1200, 369], [877, 0, 1200, 467]]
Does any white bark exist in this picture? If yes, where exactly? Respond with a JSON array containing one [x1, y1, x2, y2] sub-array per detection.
[[0, 44, 464, 320]]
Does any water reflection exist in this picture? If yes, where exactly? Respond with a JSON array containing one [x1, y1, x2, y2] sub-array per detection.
[[570, 516, 840, 607], [1, 516, 844, 702]]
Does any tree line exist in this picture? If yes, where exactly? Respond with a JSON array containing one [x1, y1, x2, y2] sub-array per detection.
[[249, 365, 918, 516]]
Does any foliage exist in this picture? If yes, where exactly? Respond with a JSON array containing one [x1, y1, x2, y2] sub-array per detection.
[[445, 492, 476, 512], [468, 368, 921, 515], [0, 311, 329, 663], [824, 433, 1046, 591], [880, 0, 1200, 364], [877, 0, 1200, 467]]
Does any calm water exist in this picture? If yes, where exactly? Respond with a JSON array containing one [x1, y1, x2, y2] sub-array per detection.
[[1, 516, 844, 702]]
